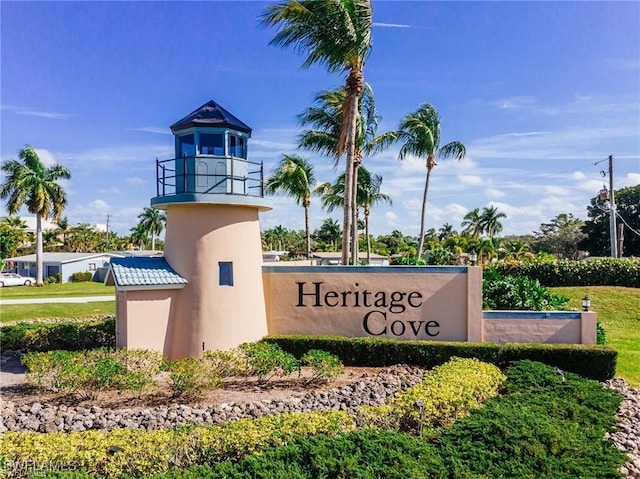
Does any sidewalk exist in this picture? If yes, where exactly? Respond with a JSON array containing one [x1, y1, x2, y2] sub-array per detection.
[[0, 296, 115, 305]]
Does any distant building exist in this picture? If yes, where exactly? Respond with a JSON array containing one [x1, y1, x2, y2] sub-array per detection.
[[311, 252, 390, 266]]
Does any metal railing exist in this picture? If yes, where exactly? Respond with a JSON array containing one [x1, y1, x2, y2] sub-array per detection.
[[155, 156, 265, 198]]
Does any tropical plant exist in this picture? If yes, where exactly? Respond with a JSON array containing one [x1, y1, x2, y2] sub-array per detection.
[[391, 104, 466, 258], [262, 0, 373, 265], [137, 207, 166, 251], [0, 146, 71, 284], [265, 154, 317, 258], [129, 223, 148, 251], [461, 208, 482, 238], [314, 217, 342, 251], [479, 205, 506, 239], [298, 83, 392, 263], [315, 166, 391, 263], [581, 184, 640, 257], [54, 216, 70, 248]]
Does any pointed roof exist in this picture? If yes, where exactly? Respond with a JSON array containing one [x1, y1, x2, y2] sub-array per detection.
[[170, 100, 252, 136]]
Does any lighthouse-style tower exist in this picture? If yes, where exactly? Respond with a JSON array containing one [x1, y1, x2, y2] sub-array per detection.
[[150, 100, 272, 358]]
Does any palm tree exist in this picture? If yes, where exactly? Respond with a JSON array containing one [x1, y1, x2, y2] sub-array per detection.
[[265, 154, 316, 259], [137, 207, 166, 251], [262, 0, 373, 265], [315, 217, 342, 250], [461, 208, 482, 238], [480, 206, 507, 239], [299, 84, 393, 262], [359, 168, 391, 264], [392, 104, 466, 258], [54, 216, 70, 248], [129, 223, 148, 251], [0, 146, 71, 284]]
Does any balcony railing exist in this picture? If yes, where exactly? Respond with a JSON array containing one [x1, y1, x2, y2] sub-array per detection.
[[155, 155, 265, 198]]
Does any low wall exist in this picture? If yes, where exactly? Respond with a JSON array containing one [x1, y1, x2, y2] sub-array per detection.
[[483, 311, 596, 344], [262, 265, 596, 345]]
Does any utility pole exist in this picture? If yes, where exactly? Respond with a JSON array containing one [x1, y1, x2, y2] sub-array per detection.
[[618, 223, 625, 258], [607, 155, 618, 258]]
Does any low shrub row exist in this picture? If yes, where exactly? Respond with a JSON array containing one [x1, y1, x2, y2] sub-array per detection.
[[491, 257, 640, 288], [0, 411, 355, 478], [0, 318, 115, 352], [263, 335, 617, 381], [22, 349, 163, 400], [21, 344, 344, 401], [357, 357, 505, 433]]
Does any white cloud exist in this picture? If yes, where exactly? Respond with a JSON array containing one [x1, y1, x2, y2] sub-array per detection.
[[33, 148, 56, 167], [129, 127, 172, 135], [621, 172, 640, 187], [126, 177, 145, 186], [373, 22, 411, 28], [543, 185, 570, 197], [19, 110, 73, 120], [484, 188, 506, 199], [458, 175, 484, 186], [89, 200, 110, 211]]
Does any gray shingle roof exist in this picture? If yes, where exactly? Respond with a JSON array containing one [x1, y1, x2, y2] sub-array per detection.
[[109, 257, 187, 288], [170, 100, 252, 135]]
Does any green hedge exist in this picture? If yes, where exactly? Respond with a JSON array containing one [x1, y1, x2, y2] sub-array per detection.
[[262, 335, 617, 381], [492, 258, 640, 287], [0, 318, 115, 352]]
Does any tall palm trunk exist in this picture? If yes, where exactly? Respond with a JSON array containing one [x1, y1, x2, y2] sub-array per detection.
[[304, 196, 311, 259], [417, 156, 435, 259], [351, 158, 360, 264], [365, 205, 371, 264], [36, 213, 44, 285], [340, 69, 363, 265]]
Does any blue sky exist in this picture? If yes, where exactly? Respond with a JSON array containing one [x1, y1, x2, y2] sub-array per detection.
[[2, 1, 639, 238]]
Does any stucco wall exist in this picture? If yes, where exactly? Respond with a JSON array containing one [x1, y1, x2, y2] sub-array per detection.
[[163, 203, 268, 358], [483, 311, 596, 344], [263, 266, 483, 342], [116, 290, 177, 354]]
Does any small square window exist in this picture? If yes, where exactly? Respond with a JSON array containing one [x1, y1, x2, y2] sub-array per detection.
[[88, 263, 96, 271], [219, 262, 233, 286]]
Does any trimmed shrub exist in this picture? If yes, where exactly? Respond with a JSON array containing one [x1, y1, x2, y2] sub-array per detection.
[[0, 411, 355, 478], [263, 335, 617, 381], [22, 348, 163, 399], [0, 317, 115, 352], [165, 357, 222, 400], [238, 342, 299, 382], [71, 272, 93, 283], [357, 357, 505, 432], [300, 349, 344, 385], [491, 257, 640, 288]]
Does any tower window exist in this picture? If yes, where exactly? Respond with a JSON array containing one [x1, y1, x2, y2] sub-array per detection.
[[219, 262, 234, 286]]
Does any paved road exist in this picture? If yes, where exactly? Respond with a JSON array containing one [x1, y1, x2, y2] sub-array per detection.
[[0, 296, 115, 305]]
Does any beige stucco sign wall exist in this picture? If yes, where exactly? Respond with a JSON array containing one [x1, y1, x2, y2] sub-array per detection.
[[263, 266, 484, 342]]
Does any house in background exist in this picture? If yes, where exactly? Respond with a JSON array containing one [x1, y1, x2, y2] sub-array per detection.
[[311, 252, 390, 266], [6, 252, 114, 282], [5, 251, 163, 283]]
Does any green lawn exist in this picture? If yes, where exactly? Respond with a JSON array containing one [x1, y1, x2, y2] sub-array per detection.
[[0, 301, 115, 323], [0, 281, 114, 298], [552, 286, 640, 387]]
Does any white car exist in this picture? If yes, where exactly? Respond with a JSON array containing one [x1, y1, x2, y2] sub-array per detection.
[[0, 273, 36, 287]]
